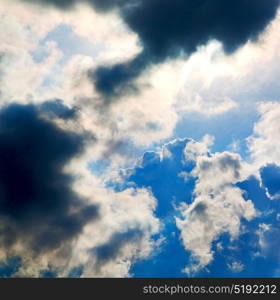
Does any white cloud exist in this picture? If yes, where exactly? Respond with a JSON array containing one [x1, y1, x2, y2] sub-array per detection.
[[0, 0, 279, 278], [0, 0, 183, 153], [0, 2, 161, 277], [0, 8, 63, 104], [0, 0, 140, 103], [184, 134, 214, 161], [175, 13, 280, 117], [248, 101, 280, 168], [176, 140, 256, 275], [22, 149, 160, 277]]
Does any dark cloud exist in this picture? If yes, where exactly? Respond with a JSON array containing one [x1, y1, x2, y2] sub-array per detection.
[[113, 139, 196, 218], [21, 0, 280, 100], [23, 0, 77, 9], [68, 265, 84, 277], [101, 138, 134, 160], [190, 202, 208, 217], [0, 103, 98, 256], [0, 52, 6, 98], [92, 0, 280, 98], [23, 0, 129, 11], [91, 229, 143, 268], [39, 99, 78, 120], [88, 52, 147, 99]]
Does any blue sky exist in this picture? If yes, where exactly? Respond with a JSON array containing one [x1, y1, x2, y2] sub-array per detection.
[[0, 0, 279, 278], [109, 138, 280, 277], [33, 24, 103, 64]]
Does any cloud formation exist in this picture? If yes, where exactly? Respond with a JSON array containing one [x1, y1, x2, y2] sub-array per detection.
[[91, 0, 280, 98], [248, 102, 280, 167], [177, 145, 256, 274], [70, 186, 160, 278], [19, 0, 280, 99], [1, 0, 280, 278], [0, 102, 98, 259], [0, 100, 160, 277], [118, 136, 259, 275]]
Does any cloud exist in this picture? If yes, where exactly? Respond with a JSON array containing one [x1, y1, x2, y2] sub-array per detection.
[[0, 100, 160, 277], [19, 0, 280, 100], [39, 99, 79, 120], [2, 0, 280, 278], [256, 223, 280, 266], [67, 186, 160, 278], [109, 138, 199, 276], [0, 6, 163, 278], [91, 228, 144, 270], [116, 136, 259, 276], [2, 0, 259, 154], [90, 0, 280, 99], [1, 0, 175, 153], [171, 11, 280, 120], [0, 0, 139, 104], [248, 102, 280, 167], [177, 141, 256, 275], [0, 102, 99, 260], [121, 138, 195, 218], [106, 103, 280, 277], [0, 0, 149, 152]]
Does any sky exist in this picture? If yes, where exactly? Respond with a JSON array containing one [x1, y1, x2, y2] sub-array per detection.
[[0, 0, 280, 277]]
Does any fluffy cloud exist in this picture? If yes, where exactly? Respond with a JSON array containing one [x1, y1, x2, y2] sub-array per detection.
[[117, 136, 259, 275], [248, 102, 280, 168], [257, 223, 280, 261], [0, 0, 139, 103], [175, 12, 280, 119], [22, 0, 129, 11], [0, 100, 160, 277], [1, 0, 279, 278], [0, 102, 98, 266], [227, 261, 245, 273], [0, 0, 183, 153], [90, 0, 280, 98], [4, 0, 279, 156], [17, 0, 280, 100], [176, 140, 256, 275], [0, 9, 62, 103]]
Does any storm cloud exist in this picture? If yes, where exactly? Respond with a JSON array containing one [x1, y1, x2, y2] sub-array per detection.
[[0, 102, 98, 257], [92, 0, 280, 98], [21, 0, 280, 99]]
